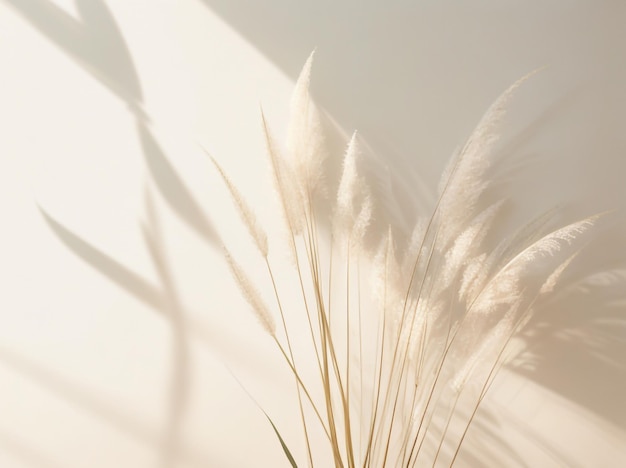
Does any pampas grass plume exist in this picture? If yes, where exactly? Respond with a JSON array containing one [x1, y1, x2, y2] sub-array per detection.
[[261, 108, 305, 236], [211, 156, 269, 258], [216, 54, 603, 468], [224, 249, 275, 336]]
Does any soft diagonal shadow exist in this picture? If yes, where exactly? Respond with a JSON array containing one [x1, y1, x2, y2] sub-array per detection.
[[11, 0, 219, 245], [0, 343, 157, 451], [142, 189, 190, 468], [137, 122, 220, 246], [512, 262, 626, 429], [0, 344, 218, 468], [419, 408, 528, 468], [39, 207, 163, 312], [38, 204, 267, 448], [11, 2, 224, 465], [492, 405, 585, 468], [4, 0, 142, 108], [462, 415, 532, 468], [457, 229, 626, 466], [38, 207, 248, 363], [0, 430, 64, 468], [35, 210, 189, 467]]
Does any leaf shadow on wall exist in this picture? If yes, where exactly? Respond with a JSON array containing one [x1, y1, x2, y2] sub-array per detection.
[[6, 0, 625, 465], [4, 0, 143, 113], [1, 0, 229, 466]]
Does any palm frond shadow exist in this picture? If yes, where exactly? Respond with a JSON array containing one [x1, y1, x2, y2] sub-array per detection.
[[4, 0, 143, 111], [9, 0, 279, 465], [37, 180, 277, 461], [141, 189, 190, 468], [36, 190, 266, 468], [7, 0, 225, 245], [137, 122, 220, 246], [36, 184, 282, 466], [39, 207, 161, 310], [9, 0, 220, 243], [4, 1, 210, 464], [34, 124, 234, 468], [11, 0, 232, 457], [8, 0, 221, 245], [35, 203, 201, 467], [37, 203, 259, 367]]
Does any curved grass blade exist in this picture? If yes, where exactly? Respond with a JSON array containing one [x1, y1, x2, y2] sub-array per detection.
[[265, 413, 298, 468]]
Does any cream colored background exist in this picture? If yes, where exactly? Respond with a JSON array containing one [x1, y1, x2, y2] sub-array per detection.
[[0, 1, 624, 467]]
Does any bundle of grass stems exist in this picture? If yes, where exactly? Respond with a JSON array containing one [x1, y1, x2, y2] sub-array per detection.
[[212, 52, 600, 468]]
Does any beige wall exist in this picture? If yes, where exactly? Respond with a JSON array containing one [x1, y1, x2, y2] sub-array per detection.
[[0, 1, 624, 466]]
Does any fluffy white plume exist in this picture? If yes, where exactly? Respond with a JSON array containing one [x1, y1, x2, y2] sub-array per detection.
[[460, 209, 591, 305], [471, 215, 598, 317], [459, 253, 489, 303], [451, 326, 500, 393], [539, 252, 579, 295], [286, 51, 327, 198], [351, 193, 373, 248], [510, 215, 598, 265], [215, 56, 607, 467], [438, 71, 539, 245], [401, 218, 428, 284], [440, 201, 505, 292], [371, 227, 403, 330], [211, 157, 268, 257], [472, 268, 522, 318], [497, 205, 563, 266], [404, 296, 444, 367], [261, 109, 304, 235], [404, 219, 428, 264], [224, 249, 275, 336], [334, 132, 373, 249], [336, 132, 359, 222], [451, 294, 524, 393]]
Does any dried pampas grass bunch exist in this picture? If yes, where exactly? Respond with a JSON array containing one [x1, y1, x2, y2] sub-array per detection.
[[213, 52, 601, 467]]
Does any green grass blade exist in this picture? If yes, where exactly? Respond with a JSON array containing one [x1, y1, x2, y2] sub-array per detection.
[[265, 414, 298, 468]]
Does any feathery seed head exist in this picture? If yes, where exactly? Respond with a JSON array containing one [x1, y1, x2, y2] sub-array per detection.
[[287, 51, 327, 198], [334, 132, 373, 249], [261, 108, 305, 235], [224, 249, 275, 336], [540, 252, 579, 295], [211, 156, 268, 257]]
